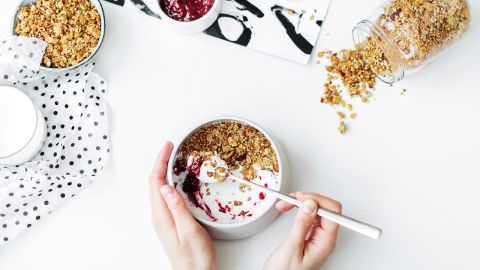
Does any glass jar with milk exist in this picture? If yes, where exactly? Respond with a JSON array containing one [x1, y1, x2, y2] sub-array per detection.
[[0, 85, 46, 165]]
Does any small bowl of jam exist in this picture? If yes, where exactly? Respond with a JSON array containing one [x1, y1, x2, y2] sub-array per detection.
[[158, 0, 222, 34]]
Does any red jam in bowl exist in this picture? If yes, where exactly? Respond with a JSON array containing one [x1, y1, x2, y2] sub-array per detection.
[[160, 0, 215, 22]]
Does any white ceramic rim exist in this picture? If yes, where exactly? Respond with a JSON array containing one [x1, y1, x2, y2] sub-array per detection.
[[11, 0, 106, 72], [157, 0, 221, 26], [168, 115, 284, 229], [0, 85, 40, 159]]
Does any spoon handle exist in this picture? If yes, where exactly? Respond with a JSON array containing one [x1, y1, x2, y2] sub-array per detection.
[[228, 175, 382, 240]]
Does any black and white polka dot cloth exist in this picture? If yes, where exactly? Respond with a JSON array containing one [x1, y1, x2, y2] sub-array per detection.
[[0, 36, 110, 245]]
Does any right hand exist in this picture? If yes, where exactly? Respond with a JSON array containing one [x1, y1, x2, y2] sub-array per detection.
[[264, 192, 342, 270]]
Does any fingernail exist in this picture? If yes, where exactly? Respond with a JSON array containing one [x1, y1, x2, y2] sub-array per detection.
[[302, 199, 317, 214], [160, 185, 173, 200]]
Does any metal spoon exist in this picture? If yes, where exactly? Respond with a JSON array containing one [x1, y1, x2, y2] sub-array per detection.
[[228, 174, 382, 240]]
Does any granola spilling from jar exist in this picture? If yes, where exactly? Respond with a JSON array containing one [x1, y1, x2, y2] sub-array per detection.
[[318, 37, 393, 134], [320, 38, 392, 107], [15, 0, 101, 68], [377, 0, 470, 68], [318, 0, 470, 134]]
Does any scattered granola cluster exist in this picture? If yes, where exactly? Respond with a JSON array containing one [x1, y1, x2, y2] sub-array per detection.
[[377, 0, 470, 69], [15, 0, 101, 68], [319, 37, 392, 134], [178, 121, 279, 181], [320, 37, 391, 107]]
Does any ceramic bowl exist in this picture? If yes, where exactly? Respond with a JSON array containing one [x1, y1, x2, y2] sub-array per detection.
[[158, 0, 222, 34], [167, 116, 289, 239], [11, 0, 106, 72]]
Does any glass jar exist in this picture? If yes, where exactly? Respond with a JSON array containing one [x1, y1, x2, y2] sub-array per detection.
[[353, 0, 471, 84], [0, 85, 46, 166]]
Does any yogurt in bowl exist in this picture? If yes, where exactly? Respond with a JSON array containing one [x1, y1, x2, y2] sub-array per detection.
[[168, 116, 288, 239]]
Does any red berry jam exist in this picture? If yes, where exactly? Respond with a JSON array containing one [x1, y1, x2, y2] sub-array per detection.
[[182, 173, 200, 194], [159, 0, 215, 22], [179, 158, 218, 222], [173, 159, 187, 176]]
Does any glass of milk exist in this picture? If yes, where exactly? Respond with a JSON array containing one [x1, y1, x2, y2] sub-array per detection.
[[0, 85, 46, 165]]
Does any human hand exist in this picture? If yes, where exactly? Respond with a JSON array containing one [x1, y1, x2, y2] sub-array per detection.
[[264, 192, 342, 270], [149, 141, 216, 270]]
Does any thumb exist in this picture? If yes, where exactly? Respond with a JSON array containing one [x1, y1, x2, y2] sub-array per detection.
[[286, 199, 318, 249], [160, 185, 199, 237]]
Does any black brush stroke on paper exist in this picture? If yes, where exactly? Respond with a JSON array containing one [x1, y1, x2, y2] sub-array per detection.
[[232, 0, 264, 18], [130, 0, 161, 18], [204, 14, 252, 46], [316, 20, 323, 27], [271, 5, 313, 55], [103, 0, 125, 6]]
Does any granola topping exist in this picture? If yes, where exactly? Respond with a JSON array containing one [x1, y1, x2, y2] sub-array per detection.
[[15, 0, 101, 68], [178, 121, 279, 180], [189, 151, 229, 183]]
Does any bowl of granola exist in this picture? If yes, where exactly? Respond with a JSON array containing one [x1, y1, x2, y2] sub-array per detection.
[[12, 0, 105, 71], [168, 116, 288, 239]]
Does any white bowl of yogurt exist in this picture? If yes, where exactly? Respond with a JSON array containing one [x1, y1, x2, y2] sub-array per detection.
[[0, 85, 46, 165], [168, 116, 289, 239]]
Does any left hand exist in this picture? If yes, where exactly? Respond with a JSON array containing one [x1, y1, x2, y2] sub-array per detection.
[[149, 141, 216, 270]]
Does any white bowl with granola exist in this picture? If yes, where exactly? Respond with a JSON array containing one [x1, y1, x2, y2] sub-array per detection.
[[12, 0, 105, 71], [168, 116, 288, 239]]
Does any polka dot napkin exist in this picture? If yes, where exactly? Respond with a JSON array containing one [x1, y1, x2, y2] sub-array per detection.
[[0, 36, 111, 245]]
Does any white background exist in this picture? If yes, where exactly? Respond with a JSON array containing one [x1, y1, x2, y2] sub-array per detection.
[[1, 0, 479, 269]]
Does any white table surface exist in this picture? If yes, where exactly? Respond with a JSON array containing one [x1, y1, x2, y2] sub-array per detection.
[[1, 0, 480, 269]]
